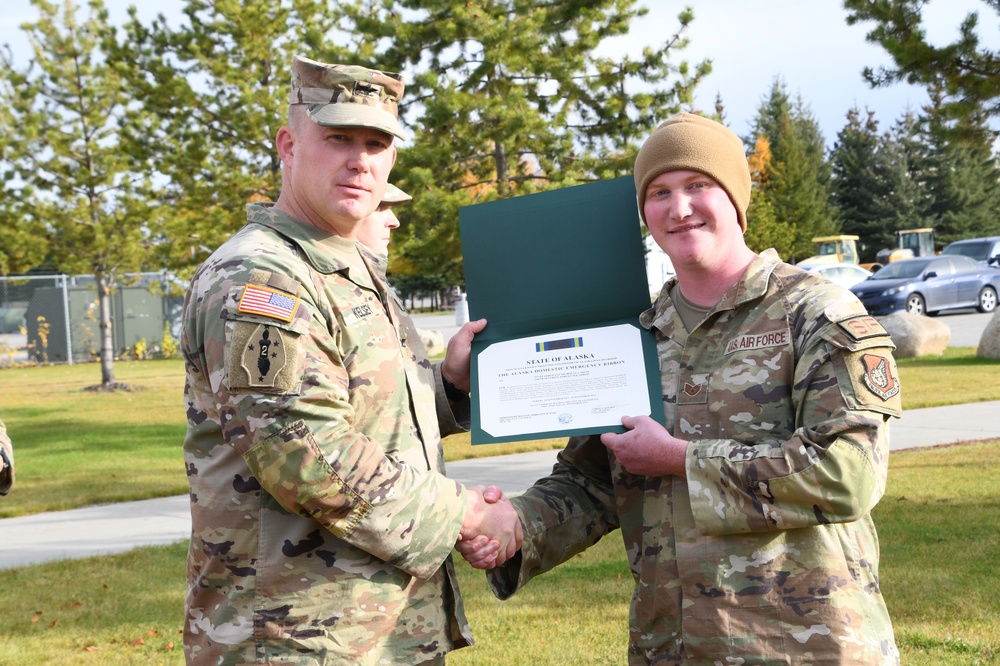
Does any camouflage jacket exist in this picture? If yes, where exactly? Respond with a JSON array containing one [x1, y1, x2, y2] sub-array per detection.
[[182, 203, 473, 665], [489, 250, 902, 665], [0, 417, 12, 495]]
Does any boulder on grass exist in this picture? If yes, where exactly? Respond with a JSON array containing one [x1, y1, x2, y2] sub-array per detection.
[[877, 312, 950, 358], [977, 309, 1000, 359], [418, 328, 445, 357]]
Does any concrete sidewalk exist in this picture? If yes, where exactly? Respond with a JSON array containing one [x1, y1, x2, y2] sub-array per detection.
[[2, 401, 998, 570]]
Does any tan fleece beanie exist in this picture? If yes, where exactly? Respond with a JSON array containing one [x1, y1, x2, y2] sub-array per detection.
[[634, 113, 751, 231]]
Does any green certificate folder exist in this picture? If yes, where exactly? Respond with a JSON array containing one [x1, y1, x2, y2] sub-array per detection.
[[459, 176, 666, 444]]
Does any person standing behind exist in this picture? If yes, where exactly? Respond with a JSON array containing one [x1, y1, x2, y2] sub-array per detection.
[[462, 113, 902, 664], [181, 55, 520, 665], [0, 417, 13, 495], [356, 182, 409, 258]]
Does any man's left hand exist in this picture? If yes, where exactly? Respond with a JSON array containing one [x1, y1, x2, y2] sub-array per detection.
[[601, 415, 688, 477], [441, 318, 487, 393]]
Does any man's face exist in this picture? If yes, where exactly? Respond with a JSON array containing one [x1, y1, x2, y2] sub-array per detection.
[[355, 204, 400, 255], [277, 117, 397, 236], [642, 169, 744, 270]]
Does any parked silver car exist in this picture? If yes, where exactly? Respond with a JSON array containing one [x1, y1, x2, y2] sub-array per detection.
[[850, 255, 1000, 316], [796, 262, 872, 289], [941, 236, 1000, 267]]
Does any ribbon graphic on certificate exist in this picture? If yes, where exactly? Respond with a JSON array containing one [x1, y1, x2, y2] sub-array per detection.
[[459, 177, 665, 444]]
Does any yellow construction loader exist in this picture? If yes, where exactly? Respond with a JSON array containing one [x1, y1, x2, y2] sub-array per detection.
[[799, 229, 936, 271]]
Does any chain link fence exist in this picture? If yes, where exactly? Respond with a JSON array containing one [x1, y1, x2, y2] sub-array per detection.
[[0, 272, 185, 367]]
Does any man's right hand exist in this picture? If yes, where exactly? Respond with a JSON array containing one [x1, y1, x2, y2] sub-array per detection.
[[458, 485, 522, 568]]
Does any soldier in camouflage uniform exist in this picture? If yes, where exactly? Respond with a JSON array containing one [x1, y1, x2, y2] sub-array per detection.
[[460, 113, 902, 664], [0, 417, 13, 495], [355, 182, 410, 259], [181, 55, 520, 665]]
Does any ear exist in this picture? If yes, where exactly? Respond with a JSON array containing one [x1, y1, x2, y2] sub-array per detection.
[[276, 125, 295, 167]]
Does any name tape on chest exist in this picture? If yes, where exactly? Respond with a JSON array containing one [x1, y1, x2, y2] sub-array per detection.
[[725, 329, 789, 354], [342, 302, 375, 326], [238, 284, 300, 323]]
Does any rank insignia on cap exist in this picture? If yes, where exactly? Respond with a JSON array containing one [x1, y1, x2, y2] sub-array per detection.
[[238, 284, 300, 323], [861, 353, 899, 401]]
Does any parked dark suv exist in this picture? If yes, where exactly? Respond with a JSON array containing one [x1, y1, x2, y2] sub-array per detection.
[[941, 236, 1000, 267]]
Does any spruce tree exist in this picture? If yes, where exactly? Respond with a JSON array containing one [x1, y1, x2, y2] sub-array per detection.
[[748, 79, 836, 262], [829, 107, 891, 262]]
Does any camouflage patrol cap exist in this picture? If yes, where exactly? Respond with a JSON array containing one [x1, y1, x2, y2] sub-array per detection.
[[289, 55, 406, 140], [382, 183, 412, 207]]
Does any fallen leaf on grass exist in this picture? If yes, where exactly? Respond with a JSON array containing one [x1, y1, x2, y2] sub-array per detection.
[[130, 637, 145, 647], [163, 641, 175, 650], [83, 646, 97, 653]]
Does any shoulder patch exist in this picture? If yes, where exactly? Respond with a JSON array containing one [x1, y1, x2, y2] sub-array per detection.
[[837, 314, 888, 341], [228, 322, 301, 393], [859, 352, 900, 401], [239, 284, 300, 323]]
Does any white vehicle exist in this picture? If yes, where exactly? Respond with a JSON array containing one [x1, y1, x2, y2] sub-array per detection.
[[797, 262, 872, 290]]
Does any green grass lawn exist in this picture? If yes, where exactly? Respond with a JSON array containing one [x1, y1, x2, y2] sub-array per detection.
[[0, 442, 995, 665], [0, 359, 566, 518], [3, 348, 997, 518]]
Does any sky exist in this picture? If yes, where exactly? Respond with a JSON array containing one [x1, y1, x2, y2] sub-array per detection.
[[2, 0, 998, 147]]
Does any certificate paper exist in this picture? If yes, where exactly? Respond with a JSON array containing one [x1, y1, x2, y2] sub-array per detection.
[[459, 177, 666, 444], [478, 324, 650, 439]]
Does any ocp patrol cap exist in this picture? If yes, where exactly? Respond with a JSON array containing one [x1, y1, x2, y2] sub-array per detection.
[[381, 183, 412, 207], [289, 55, 406, 140]]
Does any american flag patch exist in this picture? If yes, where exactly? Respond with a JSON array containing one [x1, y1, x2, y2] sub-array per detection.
[[238, 284, 300, 322]]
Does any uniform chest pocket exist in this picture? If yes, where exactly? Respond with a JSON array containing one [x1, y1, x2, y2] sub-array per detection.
[[675, 330, 795, 440], [336, 295, 396, 355]]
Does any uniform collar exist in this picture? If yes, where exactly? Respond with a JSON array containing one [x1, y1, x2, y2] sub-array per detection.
[[246, 202, 371, 278], [640, 249, 781, 332]]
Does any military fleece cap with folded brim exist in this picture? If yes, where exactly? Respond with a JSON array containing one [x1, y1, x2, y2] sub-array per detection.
[[634, 113, 751, 231], [289, 55, 406, 140], [382, 183, 412, 207]]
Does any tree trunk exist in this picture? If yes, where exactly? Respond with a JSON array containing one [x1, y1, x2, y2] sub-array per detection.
[[97, 272, 116, 386], [494, 140, 508, 195]]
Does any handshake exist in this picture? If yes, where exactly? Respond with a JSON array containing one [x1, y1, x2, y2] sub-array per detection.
[[456, 485, 522, 570]]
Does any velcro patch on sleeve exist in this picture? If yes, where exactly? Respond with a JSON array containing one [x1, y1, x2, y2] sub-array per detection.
[[238, 284, 300, 323], [228, 322, 301, 393], [844, 349, 902, 416], [837, 314, 888, 341]]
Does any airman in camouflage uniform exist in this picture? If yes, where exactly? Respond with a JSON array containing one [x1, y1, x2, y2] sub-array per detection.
[[0, 417, 13, 495], [463, 114, 902, 664], [182, 55, 520, 665]]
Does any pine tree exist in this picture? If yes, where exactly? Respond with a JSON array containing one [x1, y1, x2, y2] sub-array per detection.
[[744, 136, 794, 257], [829, 107, 891, 261], [0, 0, 157, 388], [918, 92, 1000, 245], [348, 0, 709, 288], [109, 0, 361, 275], [748, 79, 836, 261], [845, 0, 1000, 138], [866, 110, 930, 260]]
